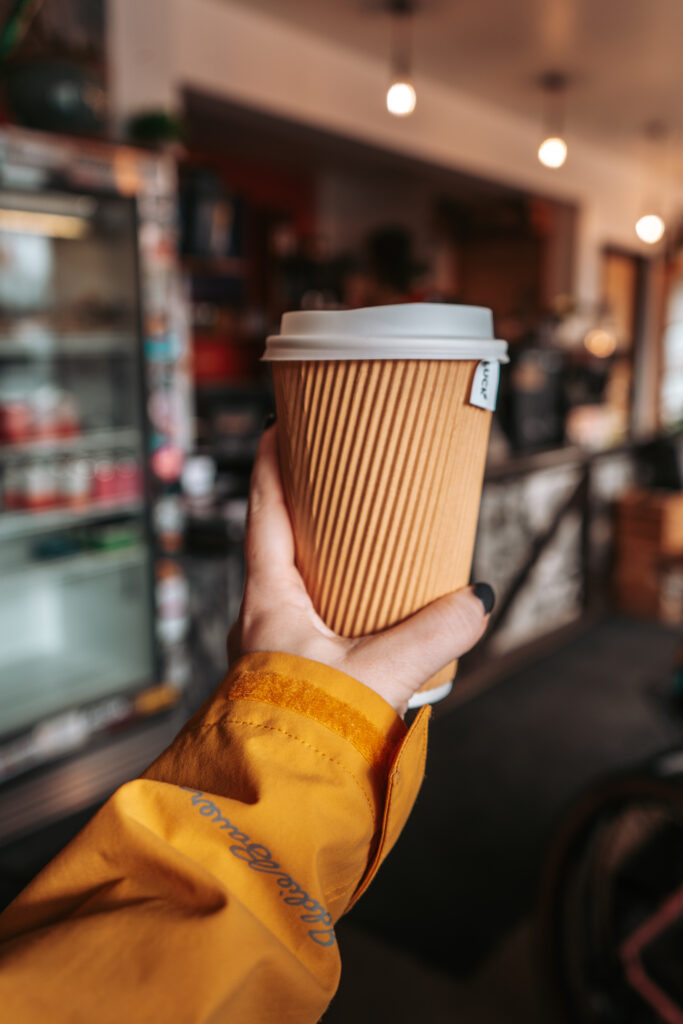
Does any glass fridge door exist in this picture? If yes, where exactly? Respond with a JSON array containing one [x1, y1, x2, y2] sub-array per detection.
[[0, 188, 155, 744]]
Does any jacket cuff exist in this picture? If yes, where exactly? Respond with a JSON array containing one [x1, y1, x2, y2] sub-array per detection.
[[221, 651, 407, 777], [220, 652, 430, 909]]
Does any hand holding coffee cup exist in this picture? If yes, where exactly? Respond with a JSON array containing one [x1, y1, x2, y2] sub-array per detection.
[[229, 424, 495, 718]]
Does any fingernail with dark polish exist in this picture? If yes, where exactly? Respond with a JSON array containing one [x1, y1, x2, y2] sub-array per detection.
[[473, 582, 495, 615], [264, 412, 277, 429]]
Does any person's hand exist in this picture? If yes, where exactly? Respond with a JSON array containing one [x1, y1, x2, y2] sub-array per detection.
[[228, 425, 494, 717]]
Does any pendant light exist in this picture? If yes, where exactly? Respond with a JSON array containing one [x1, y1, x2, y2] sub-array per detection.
[[635, 214, 665, 245], [537, 71, 569, 169], [635, 122, 668, 245], [386, 0, 416, 117]]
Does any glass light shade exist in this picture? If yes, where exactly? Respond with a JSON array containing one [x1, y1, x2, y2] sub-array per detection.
[[538, 136, 568, 168], [386, 80, 417, 117], [635, 213, 665, 244]]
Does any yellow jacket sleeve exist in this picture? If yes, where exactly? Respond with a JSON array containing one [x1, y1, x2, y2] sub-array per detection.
[[0, 652, 430, 1023]]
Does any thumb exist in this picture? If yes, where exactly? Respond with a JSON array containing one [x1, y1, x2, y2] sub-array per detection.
[[344, 584, 494, 713]]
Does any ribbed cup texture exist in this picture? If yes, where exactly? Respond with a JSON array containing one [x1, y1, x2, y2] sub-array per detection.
[[273, 359, 492, 691]]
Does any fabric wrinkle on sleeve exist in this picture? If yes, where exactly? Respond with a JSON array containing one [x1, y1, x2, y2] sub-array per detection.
[[144, 651, 431, 910]]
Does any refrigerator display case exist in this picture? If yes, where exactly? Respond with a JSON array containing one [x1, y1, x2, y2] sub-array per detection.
[[0, 128, 192, 840]]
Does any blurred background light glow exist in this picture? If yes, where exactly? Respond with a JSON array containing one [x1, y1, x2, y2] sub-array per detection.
[[386, 80, 416, 117], [538, 136, 568, 168], [0, 208, 90, 239], [635, 213, 665, 244], [584, 328, 617, 358]]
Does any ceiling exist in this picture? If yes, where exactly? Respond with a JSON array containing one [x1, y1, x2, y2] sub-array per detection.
[[228, 0, 683, 166]]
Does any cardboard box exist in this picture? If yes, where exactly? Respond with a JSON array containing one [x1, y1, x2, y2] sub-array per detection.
[[613, 490, 683, 621], [615, 490, 683, 556]]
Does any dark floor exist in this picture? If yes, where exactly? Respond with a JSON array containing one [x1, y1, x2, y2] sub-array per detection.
[[0, 614, 681, 1023], [324, 614, 683, 1021], [325, 919, 548, 1023]]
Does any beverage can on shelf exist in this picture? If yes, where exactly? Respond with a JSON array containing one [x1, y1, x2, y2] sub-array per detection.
[[93, 455, 117, 502], [114, 456, 141, 500], [0, 400, 32, 444]]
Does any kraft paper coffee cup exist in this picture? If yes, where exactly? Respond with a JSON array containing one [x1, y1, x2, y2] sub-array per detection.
[[263, 304, 508, 707]]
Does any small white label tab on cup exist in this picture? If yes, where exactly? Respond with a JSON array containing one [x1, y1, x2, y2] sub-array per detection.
[[469, 360, 500, 411]]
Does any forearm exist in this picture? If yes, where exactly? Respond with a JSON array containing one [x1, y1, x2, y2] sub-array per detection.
[[0, 652, 430, 1023]]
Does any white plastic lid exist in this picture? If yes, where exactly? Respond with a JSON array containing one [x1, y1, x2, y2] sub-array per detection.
[[263, 303, 508, 362]]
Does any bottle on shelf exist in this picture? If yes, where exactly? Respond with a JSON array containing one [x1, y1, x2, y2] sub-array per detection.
[[54, 392, 80, 439], [181, 455, 216, 513], [24, 459, 59, 511], [154, 493, 185, 554], [32, 388, 62, 442], [155, 559, 190, 647]]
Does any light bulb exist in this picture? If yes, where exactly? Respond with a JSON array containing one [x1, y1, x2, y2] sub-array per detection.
[[538, 136, 567, 168], [635, 213, 665, 244], [386, 80, 416, 117]]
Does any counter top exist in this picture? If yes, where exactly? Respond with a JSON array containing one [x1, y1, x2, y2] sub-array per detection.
[[484, 432, 678, 481]]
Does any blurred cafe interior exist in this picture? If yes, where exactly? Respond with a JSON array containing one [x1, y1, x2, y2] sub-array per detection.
[[0, 0, 682, 1020]]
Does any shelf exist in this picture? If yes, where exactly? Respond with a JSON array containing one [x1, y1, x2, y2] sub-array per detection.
[[0, 427, 141, 460], [0, 544, 147, 586], [0, 651, 149, 740], [0, 498, 144, 541], [0, 331, 136, 360]]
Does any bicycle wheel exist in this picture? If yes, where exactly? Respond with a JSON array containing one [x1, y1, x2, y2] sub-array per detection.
[[538, 751, 683, 1023]]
